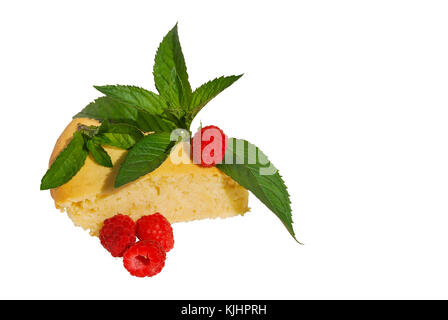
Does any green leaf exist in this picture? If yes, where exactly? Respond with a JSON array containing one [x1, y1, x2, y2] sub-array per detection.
[[97, 118, 110, 134], [115, 132, 174, 188], [92, 123, 144, 150], [140, 111, 179, 132], [86, 139, 113, 168], [216, 138, 297, 241], [73, 96, 176, 132], [187, 75, 243, 127], [93, 85, 167, 115], [153, 24, 192, 109], [40, 131, 88, 190]]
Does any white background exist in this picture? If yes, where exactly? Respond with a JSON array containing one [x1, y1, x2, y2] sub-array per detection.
[[1, 0, 448, 299]]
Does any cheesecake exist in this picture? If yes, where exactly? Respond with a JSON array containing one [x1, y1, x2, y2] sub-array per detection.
[[50, 118, 249, 235]]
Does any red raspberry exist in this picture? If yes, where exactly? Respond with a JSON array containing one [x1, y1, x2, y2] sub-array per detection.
[[192, 125, 228, 167], [123, 240, 166, 277], [99, 214, 136, 257], [136, 213, 174, 252]]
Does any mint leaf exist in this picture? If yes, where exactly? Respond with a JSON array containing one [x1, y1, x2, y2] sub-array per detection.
[[92, 123, 144, 150], [74, 96, 143, 126], [153, 24, 192, 110], [216, 138, 297, 241], [189, 75, 242, 112], [40, 131, 88, 190], [97, 118, 110, 134], [74, 96, 176, 132], [93, 85, 167, 115], [141, 110, 179, 132], [86, 139, 113, 168], [115, 132, 174, 187], [187, 75, 242, 127]]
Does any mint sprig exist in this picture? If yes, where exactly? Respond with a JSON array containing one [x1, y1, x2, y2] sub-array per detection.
[[40, 121, 145, 190], [76, 24, 241, 132]]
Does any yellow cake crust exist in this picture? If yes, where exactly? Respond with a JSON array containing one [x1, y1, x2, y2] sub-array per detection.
[[49, 118, 249, 235]]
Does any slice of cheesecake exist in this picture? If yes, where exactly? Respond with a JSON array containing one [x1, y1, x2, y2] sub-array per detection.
[[50, 118, 249, 236]]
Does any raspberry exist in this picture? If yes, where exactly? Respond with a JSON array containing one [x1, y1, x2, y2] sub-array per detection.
[[123, 240, 166, 277], [99, 214, 136, 257], [136, 213, 174, 252], [192, 125, 228, 167]]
